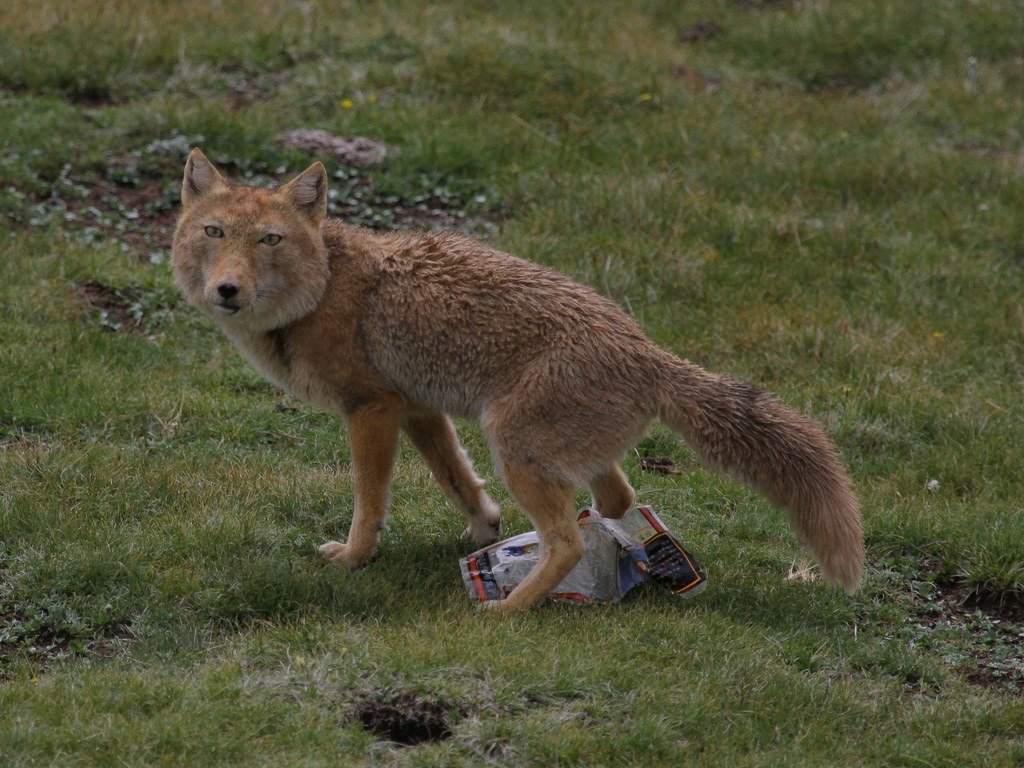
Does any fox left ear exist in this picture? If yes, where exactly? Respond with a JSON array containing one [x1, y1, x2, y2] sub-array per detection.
[[275, 162, 328, 224], [182, 148, 229, 208]]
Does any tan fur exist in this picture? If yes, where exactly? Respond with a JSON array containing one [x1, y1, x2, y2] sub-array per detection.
[[171, 149, 865, 611]]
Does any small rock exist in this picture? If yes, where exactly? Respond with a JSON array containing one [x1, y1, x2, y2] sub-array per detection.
[[679, 22, 722, 43], [274, 130, 394, 167]]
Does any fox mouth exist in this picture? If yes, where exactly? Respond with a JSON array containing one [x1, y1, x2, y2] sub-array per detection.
[[213, 302, 241, 315]]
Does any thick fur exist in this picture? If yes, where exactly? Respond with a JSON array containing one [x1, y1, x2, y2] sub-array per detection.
[[171, 149, 864, 611]]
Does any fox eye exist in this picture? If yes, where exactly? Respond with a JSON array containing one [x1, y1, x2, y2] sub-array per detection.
[[204, 225, 224, 238], [260, 233, 282, 246]]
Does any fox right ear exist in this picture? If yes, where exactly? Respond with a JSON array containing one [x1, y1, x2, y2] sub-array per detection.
[[181, 148, 229, 207], [274, 161, 329, 224]]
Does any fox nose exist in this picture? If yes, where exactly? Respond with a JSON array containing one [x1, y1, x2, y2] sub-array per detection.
[[217, 282, 239, 300]]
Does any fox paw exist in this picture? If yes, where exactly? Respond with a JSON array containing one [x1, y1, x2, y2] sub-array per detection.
[[318, 540, 370, 569], [465, 504, 502, 547], [477, 597, 532, 613], [477, 599, 506, 612], [464, 519, 501, 548]]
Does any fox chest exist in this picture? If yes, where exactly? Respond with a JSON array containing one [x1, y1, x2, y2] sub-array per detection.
[[223, 324, 377, 415]]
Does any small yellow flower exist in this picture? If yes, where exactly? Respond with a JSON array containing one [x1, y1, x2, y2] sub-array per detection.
[[932, 331, 945, 340], [639, 92, 653, 102], [367, 94, 378, 104], [341, 98, 354, 110]]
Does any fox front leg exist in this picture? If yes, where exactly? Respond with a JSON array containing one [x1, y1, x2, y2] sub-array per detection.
[[319, 395, 403, 568]]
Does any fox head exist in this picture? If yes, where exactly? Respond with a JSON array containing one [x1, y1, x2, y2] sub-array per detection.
[[171, 148, 331, 332]]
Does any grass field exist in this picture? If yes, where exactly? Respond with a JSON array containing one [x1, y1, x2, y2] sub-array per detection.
[[2, 1, 1023, 765]]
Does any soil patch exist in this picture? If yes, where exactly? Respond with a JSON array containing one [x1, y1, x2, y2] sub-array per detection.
[[913, 578, 1024, 694], [325, 167, 505, 237], [74, 280, 177, 333], [932, 582, 1023, 694], [0, 598, 134, 678], [14, 159, 502, 253], [8, 163, 178, 263], [0, 417, 53, 445], [9, 138, 506, 273], [674, 65, 722, 94], [640, 456, 681, 475], [82, 152, 180, 258], [957, 585, 1024, 623], [352, 691, 460, 746], [804, 72, 878, 94], [728, 0, 790, 8], [679, 22, 722, 43]]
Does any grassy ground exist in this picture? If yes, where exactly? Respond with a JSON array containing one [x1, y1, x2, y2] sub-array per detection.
[[2, 1, 1023, 765]]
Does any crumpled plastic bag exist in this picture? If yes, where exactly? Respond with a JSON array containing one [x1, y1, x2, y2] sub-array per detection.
[[460, 505, 706, 605]]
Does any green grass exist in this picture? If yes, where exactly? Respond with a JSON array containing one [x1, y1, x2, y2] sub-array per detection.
[[2, 1, 1024, 765]]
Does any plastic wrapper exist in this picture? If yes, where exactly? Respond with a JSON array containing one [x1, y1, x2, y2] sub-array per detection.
[[460, 505, 706, 605]]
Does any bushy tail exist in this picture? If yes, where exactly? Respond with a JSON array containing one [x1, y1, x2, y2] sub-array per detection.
[[656, 353, 863, 593]]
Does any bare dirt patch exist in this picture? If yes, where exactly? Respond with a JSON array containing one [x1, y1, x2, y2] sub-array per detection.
[[891, 570, 1024, 694], [640, 456, 681, 475], [674, 65, 722, 94], [7, 159, 178, 263], [163, 64, 298, 111], [0, 595, 135, 678], [324, 166, 505, 237], [8, 137, 506, 277], [924, 581, 1024, 693], [75, 175, 178, 258], [804, 72, 878, 94], [352, 691, 461, 746], [74, 280, 177, 333], [0, 416, 53, 446], [679, 22, 723, 44], [728, 0, 790, 8]]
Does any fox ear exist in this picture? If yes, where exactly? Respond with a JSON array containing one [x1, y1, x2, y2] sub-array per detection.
[[182, 148, 229, 207], [275, 162, 328, 224]]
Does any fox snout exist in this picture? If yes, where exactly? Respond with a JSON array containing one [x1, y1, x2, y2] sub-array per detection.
[[204, 268, 253, 315], [210, 280, 243, 315], [216, 282, 239, 300]]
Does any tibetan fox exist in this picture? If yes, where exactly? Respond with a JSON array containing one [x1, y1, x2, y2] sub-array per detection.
[[171, 149, 863, 610]]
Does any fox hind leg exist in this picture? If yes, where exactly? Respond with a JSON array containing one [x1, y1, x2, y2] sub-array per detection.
[[402, 412, 501, 546], [588, 463, 635, 519], [481, 461, 582, 612]]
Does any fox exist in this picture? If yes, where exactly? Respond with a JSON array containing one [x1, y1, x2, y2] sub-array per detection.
[[171, 148, 864, 611]]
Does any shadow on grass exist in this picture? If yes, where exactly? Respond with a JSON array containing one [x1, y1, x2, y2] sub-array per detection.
[[1, 531, 480, 675], [3, 517, 860, 679], [188, 533, 481, 628], [680, 575, 856, 634]]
